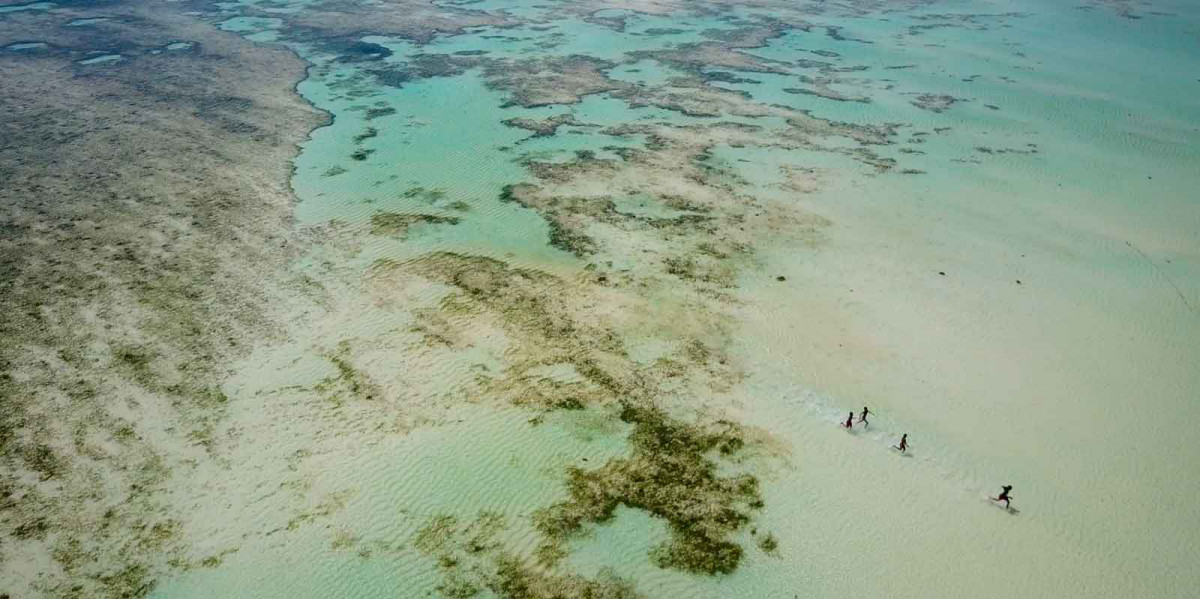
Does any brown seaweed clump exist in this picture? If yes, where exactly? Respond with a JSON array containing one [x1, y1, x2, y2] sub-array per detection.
[[483, 55, 630, 108], [626, 24, 792, 77], [782, 75, 872, 103], [499, 183, 611, 257], [414, 512, 644, 599], [388, 248, 769, 579], [370, 211, 461, 237], [501, 113, 592, 139], [911, 93, 963, 113], [383, 251, 641, 411], [535, 403, 760, 576], [488, 556, 642, 599]]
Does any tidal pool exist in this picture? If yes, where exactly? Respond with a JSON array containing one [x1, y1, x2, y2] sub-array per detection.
[[77, 53, 123, 64]]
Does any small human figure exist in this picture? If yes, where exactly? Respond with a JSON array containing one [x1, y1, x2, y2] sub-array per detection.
[[859, 406, 870, 427], [991, 485, 1014, 509], [843, 411, 854, 429], [893, 433, 908, 453]]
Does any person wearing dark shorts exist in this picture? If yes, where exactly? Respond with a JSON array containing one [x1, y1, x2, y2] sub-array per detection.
[[843, 411, 854, 429], [992, 485, 1014, 509], [894, 434, 908, 453]]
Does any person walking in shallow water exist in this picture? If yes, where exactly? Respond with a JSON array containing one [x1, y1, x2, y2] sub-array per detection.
[[893, 434, 908, 453], [991, 485, 1014, 509], [859, 406, 871, 427], [843, 411, 855, 429]]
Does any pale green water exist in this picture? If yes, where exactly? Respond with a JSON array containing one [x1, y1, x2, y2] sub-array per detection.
[[155, 0, 1200, 597], [157, 405, 635, 598], [290, 62, 579, 269]]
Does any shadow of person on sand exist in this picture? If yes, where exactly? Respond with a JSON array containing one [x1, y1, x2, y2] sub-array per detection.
[[988, 500, 1020, 515]]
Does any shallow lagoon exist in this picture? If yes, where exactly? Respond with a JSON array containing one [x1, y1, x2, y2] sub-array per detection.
[[139, 0, 1200, 597]]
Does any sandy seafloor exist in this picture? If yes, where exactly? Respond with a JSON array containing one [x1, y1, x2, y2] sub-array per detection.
[[4, 0, 1200, 597]]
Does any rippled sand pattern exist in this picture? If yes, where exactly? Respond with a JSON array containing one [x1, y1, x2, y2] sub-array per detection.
[[2, 0, 1198, 597]]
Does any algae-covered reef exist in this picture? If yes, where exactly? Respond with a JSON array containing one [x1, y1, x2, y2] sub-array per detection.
[[627, 24, 793, 77], [391, 244, 774, 585], [487, 55, 630, 108], [411, 401, 768, 597], [502, 113, 594, 139], [370, 211, 461, 237], [499, 120, 833, 292], [414, 512, 644, 599], [0, 1, 323, 596], [287, 0, 511, 45], [536, 403, 761, 575], [381, 251, 642, 411]]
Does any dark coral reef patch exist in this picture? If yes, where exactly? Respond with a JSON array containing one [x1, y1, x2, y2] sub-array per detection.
[[535, 403, 761, 576]]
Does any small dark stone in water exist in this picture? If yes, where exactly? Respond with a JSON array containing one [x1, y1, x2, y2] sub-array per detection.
[[776, 276, 786, 281], [938, 271, 946, 276], [1016, 280, 1022, 284]]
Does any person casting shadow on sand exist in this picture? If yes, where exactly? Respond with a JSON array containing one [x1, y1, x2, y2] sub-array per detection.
[[893, 433, 908, 453], [991, 485, 1014, 510], [843, 411, 855, 429]]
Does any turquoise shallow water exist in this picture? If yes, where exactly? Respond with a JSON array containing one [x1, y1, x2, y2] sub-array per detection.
[[154, 405, 635, 598], [290, 61, 580, 269], [154, 0, 1200, 597]]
